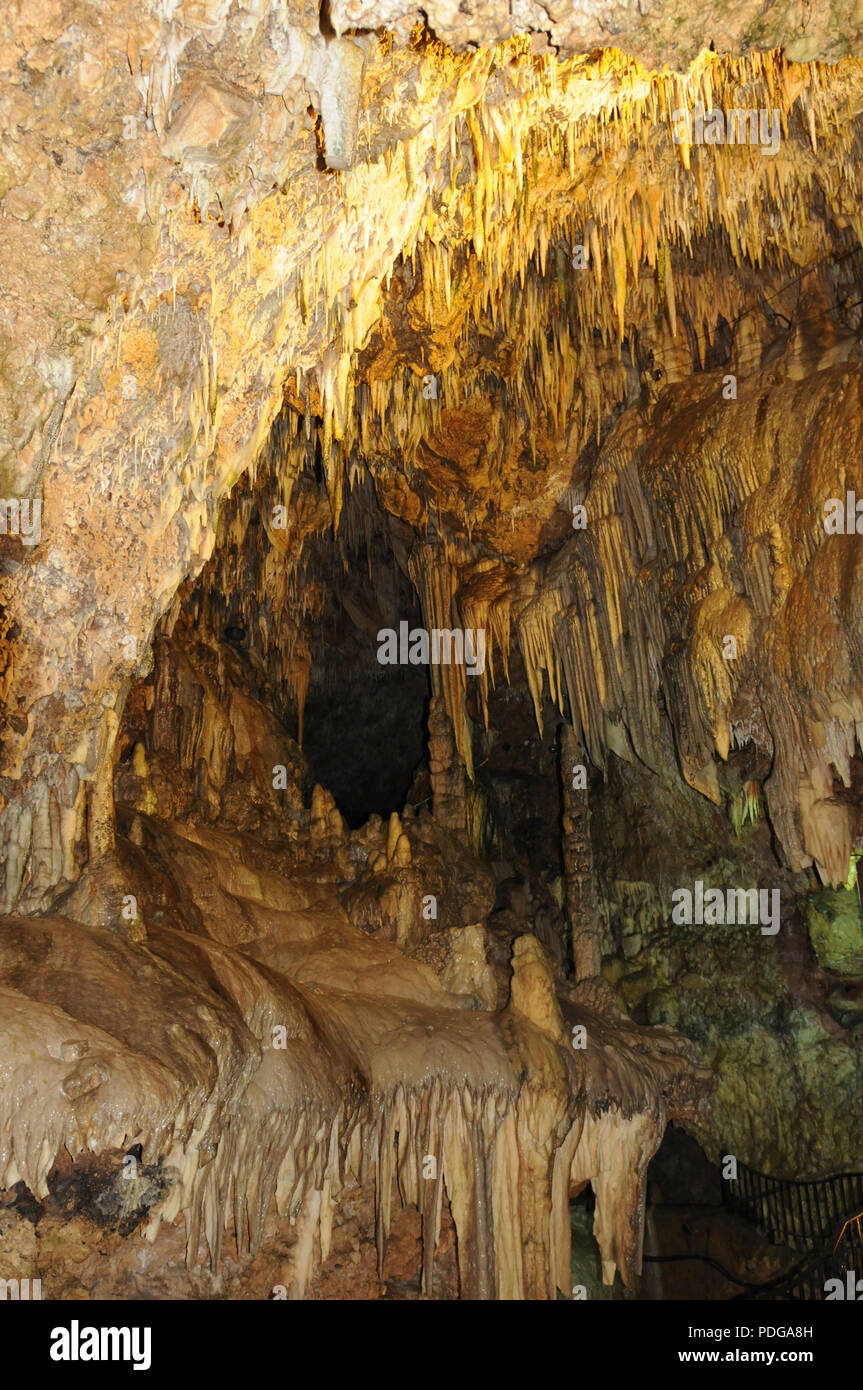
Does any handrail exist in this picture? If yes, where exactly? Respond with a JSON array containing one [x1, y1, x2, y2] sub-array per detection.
[[642, 1241, 843, 1298], [720, 1154, 863, 1300], [722, 1156, 863, 1249]]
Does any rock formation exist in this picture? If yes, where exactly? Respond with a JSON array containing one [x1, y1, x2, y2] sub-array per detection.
[[0, 0, 861, 1302]]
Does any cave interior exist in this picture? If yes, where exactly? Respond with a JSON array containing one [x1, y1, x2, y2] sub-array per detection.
[[1, 0, 862, 1304]]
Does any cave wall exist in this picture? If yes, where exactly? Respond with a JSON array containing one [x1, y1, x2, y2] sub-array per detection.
[[592, 735, 863, 1176]]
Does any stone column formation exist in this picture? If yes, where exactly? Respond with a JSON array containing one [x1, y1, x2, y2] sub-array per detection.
[[561, 725, 601, 982], [428, 695, 467, 833]]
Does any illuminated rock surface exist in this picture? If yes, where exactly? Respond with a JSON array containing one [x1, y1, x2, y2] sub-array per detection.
[[0, 0, 861, 1299]]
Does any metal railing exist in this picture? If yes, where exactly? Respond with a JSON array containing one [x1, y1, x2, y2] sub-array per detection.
[[722, 1155, 863, 1300]]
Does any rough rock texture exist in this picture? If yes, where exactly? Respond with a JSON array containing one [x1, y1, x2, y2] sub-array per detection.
[[329, 0, 863, 66], [592, 742, 863, 1177], [2, 1, 863, 1301]]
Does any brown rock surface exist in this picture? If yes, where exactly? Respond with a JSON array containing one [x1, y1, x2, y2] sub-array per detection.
[[1, 1, 862, 1303]]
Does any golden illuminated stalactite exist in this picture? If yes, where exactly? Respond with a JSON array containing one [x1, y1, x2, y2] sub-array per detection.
[[291, 45, 863, 563], [6, 29, 863, 910], [409, 543, 476, 776]]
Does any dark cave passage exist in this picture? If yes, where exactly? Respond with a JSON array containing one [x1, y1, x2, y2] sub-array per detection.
[[301, 659, 430, 828], [289, 487, 433, 827]]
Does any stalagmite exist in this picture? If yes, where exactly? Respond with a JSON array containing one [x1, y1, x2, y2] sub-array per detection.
[[386, 811, 403, 863], [510, 934, 567, 1045]]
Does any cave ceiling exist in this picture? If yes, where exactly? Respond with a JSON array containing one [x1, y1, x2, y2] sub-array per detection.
[[3, 2, 863, 907]]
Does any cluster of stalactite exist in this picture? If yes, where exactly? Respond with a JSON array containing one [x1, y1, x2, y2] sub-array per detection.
[[184, 236, 863, 890], [309, 45, 863, 527], [5, 30, 863, 912], [151, 36, 863, 895], [0, 905, 705, 1297], [400, 349, 863, 887]]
